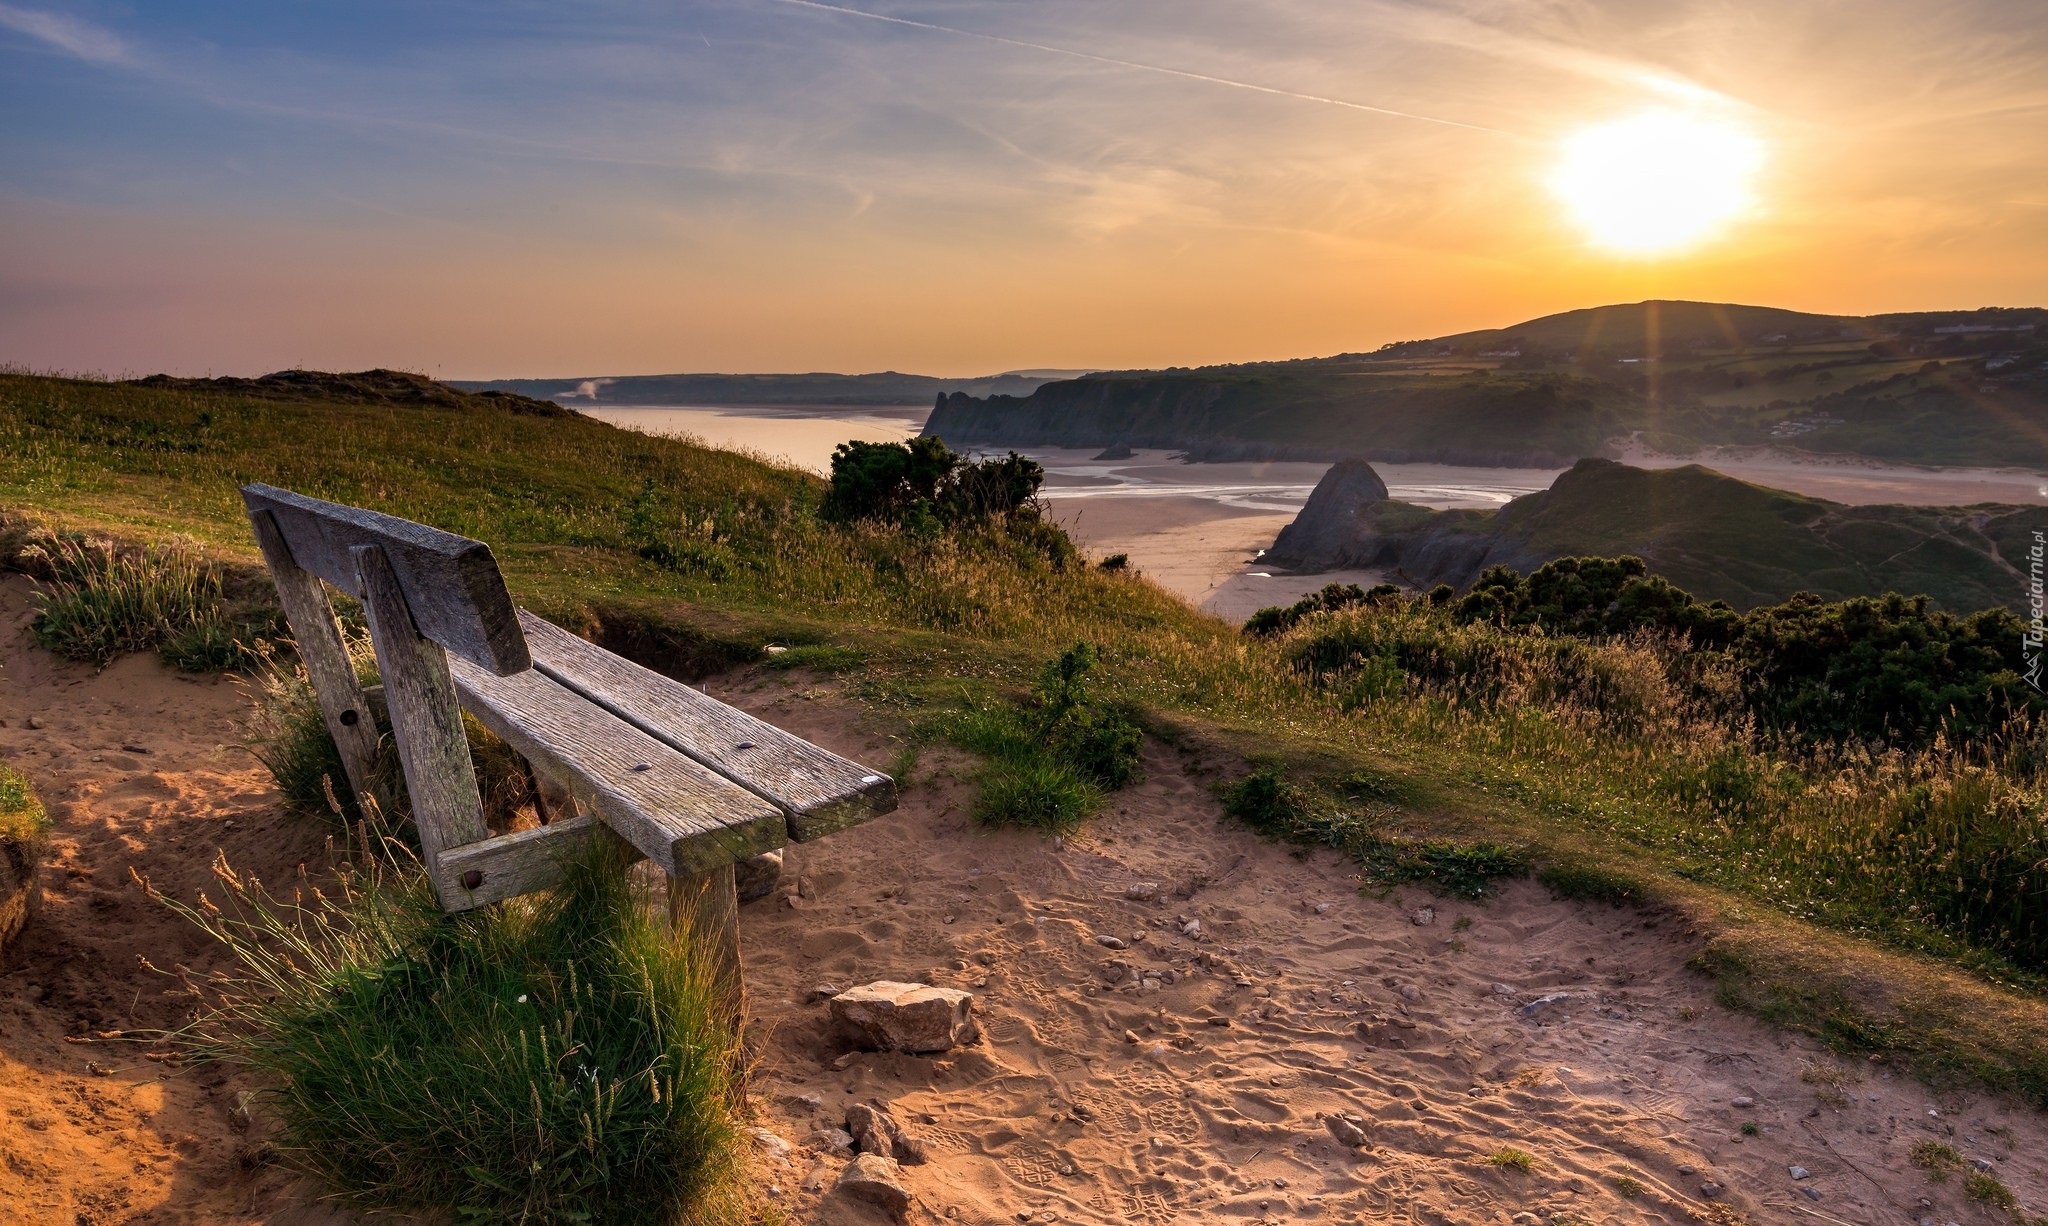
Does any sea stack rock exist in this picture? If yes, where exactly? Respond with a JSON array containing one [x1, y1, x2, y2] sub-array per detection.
[[1266, 459, 1389, 569]]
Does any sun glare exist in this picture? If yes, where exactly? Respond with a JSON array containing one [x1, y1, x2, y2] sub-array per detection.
[[1550, 111, 1765, 256]]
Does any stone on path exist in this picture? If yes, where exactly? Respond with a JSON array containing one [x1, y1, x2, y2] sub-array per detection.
[[830, 980, 978, 1053], [836, 1153, 913, 1219]]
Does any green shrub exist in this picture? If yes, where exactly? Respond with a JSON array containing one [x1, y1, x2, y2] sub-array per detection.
[[166, 841, 746, 1225], [946, 643, 1144, 831], [822, 437, 1048, 526]]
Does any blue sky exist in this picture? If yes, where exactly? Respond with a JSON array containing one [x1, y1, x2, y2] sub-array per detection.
[[3, 1, 2044, 377]]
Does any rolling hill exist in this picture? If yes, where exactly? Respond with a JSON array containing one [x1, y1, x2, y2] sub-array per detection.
[[924, 300, 2048, 469]]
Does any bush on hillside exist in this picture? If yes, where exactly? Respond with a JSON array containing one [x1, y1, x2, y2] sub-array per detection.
[[1257, 554, 2034, 752], [822, 437, 1048, 526], [163, 839, 746, 1225]]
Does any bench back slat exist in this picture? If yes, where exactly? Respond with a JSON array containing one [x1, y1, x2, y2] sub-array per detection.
[[519, 612, 897, 841], [241, 483, 529, 675]]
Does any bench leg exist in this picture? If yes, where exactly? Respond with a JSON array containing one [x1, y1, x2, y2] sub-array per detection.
[[668, 864, 743, 1025]]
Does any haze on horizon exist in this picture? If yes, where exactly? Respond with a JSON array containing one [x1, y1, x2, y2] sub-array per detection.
[[2, 0, 2044, 381]]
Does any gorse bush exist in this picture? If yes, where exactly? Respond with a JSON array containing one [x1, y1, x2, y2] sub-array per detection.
[[1266, 588, 2048, 975], [23, 534, 279, 671], [163, 839, 745, 1225], [1251, 555, 2034, 752]]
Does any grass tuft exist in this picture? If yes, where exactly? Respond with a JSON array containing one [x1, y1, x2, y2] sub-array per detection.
[[1, 763, 50, 856], [1911, 1139, 1964, 1181], [162, 835, 746, 1225], [942, 643, 1144, 833], [1219, 765, 1526, 899], [25, 534, 278, 671], [1485, 1147, 1535, 1172]]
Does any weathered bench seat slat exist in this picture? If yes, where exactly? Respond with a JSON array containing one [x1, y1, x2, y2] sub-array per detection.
[[449, 658, 785, 880], [520, 612, 897, 841]]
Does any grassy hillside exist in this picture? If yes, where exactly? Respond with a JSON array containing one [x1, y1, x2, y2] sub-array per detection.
[[1486, 461, 2022, 611], [925, 300, 2048, 468], [7, 370, 2048, 1111]]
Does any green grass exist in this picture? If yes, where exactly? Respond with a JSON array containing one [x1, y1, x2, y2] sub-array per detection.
[[8, 370, 2048, 1112], [22, 533, 281, 670], [935, 642, 1146, 833], [1218, 765, 1527, 899], [1912, 1139, 1964, 1181], [160, 838, 747, 1225]]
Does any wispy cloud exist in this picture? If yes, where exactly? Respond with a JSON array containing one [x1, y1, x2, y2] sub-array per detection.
[[760, 0, 1518, 136], [0, 3, 128, 64]]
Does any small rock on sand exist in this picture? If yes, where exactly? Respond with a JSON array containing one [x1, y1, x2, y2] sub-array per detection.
[[1324, 1115, 1368, 1147], [1411, 907, 1435, 926], [1517, 993, 1573, 1019], [836, 1153, 913, 1219], [830, 981, 978, 1053], [847, 1102, 928, 1164], [1125, 883, 1160, 902], [1790, 1165, 1811, 1180], [748, 1127, 793, 1160], [735, 850, 782, 902], [804, 1127, 855, 1157], [1095, 934, 1127, 949]]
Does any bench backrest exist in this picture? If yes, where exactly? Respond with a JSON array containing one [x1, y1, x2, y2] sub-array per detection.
[[241, 483, 529, 676]]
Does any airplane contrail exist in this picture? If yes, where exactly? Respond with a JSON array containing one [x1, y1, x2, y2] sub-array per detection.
[[759, 0, 1515, 136]]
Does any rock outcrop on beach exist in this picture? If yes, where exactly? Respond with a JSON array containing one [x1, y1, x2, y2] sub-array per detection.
[[1265, 459, 1390, 568]]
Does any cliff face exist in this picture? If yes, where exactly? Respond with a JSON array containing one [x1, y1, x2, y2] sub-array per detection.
[[924, 379, 1229, 451], [921, 373, 1623, 466], [1262, 458, 2033, 612]]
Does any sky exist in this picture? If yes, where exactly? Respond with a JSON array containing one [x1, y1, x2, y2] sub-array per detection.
[[2, 0, 2045, 379]]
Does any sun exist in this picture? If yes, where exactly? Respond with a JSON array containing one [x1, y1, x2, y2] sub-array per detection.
[[1550, 110, 1766, 256]]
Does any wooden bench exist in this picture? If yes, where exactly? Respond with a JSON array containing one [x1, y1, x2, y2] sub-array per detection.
[[241, 483, 895, 1008]]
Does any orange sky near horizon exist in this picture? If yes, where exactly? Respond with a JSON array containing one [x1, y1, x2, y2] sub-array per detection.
[[2, 0, 2044, 379]]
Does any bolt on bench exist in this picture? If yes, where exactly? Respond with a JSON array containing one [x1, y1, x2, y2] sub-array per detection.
[[242, 483, 895, 1012]]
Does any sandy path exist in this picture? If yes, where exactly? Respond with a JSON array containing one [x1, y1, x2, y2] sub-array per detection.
[[0, 577, 353, 1224], [724, 674, 2048, 1226], [5, 573, 2046, 1225]]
